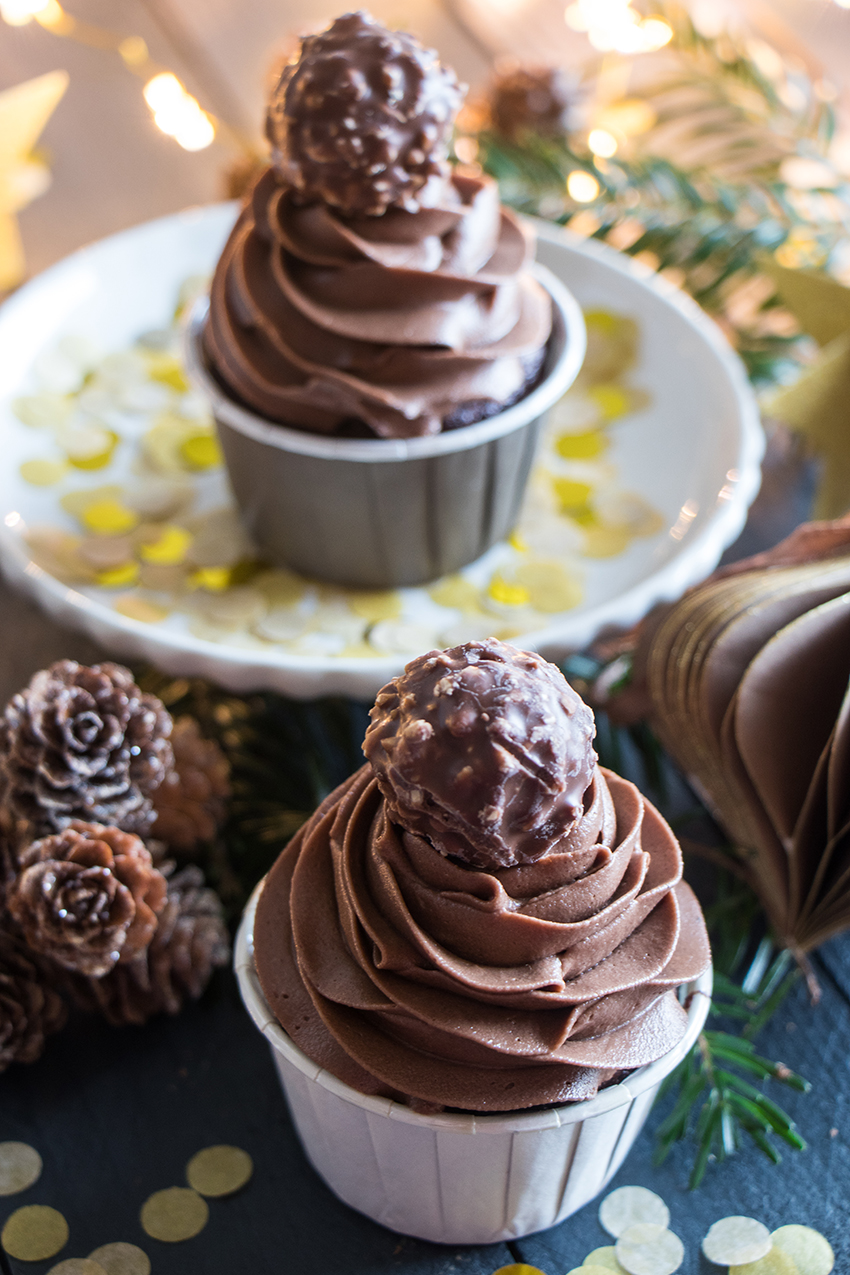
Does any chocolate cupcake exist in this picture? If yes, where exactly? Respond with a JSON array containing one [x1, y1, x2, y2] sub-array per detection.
[[237, 640, 711, 1241], [188, 12, 585, 587]]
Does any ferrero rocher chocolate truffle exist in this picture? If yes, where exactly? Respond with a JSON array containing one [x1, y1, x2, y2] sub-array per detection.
[[266, 11, 464, 217], [254, 639, 711, 1113], [489, 64, 576, 141], [363, 639, 596, 869]]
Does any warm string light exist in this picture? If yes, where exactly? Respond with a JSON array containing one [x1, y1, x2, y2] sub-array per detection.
[[0, 0, 218, 152], [565, 0, 673, 53]]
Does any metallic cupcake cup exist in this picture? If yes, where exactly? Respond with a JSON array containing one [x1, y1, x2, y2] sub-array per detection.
[[185, 263, 585, 589], [235, 883, 712, 1245]]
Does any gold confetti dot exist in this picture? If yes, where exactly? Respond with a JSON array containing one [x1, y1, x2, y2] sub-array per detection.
[[60, 485, 124, 518], [96, 562, 140, 589], [139, 525, 192, 565], [583, 524, 632, 558], [145, 353, 189, 392], [555, 430, 609, 459], [514, 559, 582, 613], [771, 1225, 835, 1275], [88, 1241, 151, 1275], [190, 566, 231, 592], [0, 1142, 42, 1195], [589, 384, 631, 421], [552, 476, 593, 515], [20, 459, 68, 486], [113, 595, 171, 624], [185, 1145, 253, 1198], [346, 589, 402, 622], [729, 1250, 797, 1275], [180, 434, 222, 470], [702, 1217, 772, 1266], [490, 1266, 548, 1275], [140, 1187, 208, 1242], [583, 1249, 627, 1272], [599, 1187, 670, 1238], [2, 1204, 69, 1261], [615, 1224, 684, 1275], [488, 575, 531, 607], [82, 499, 139, 536], [47, 1261, 108, 1275]]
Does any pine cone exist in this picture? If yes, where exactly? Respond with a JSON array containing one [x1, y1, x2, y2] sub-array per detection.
[[72, 866, 230, 1025], [0, 929, 67, 1073], [0, 661, 173, 839], [151, 717, 230, 854], [7, 822, 168, 977], [488, 64, 576, 141]]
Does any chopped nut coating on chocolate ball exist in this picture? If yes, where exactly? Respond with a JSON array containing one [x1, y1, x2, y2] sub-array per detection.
[[363, 638, 597, 869], [266, 10, 465, 216]]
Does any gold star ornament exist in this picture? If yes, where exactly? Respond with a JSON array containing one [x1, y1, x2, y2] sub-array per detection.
[[0, 69, 68, 292]]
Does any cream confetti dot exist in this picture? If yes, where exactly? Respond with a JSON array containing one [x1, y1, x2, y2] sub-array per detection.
[[583, 1249, 627, 1272], [615, 1224, 684, 1275], [88, 1241, 151, 1275], [47, 1261, 107, 1275], [20, 459, 67, 486], [600, 1186, 670, 1238], [0, 1142, 42, 1195], [571, 1268, 618, 1275], [2, 1204, 69, 1261], [185, 1145, 253, 1198], [771, 1225, 835, 1275], [729, 1250, 797, 1275], [702, 1217, 772, 1266], [369, 621, 438, 654], [140, 1187, 208, 1242]]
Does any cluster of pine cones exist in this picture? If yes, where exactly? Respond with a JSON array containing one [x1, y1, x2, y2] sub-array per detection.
[[0, 660, 232, 1073]]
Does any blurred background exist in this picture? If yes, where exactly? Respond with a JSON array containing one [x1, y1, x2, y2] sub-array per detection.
[[0, 0, 848, 281]]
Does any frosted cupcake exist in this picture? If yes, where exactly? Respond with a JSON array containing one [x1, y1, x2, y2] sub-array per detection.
[[189, 13, 585, 586], [237, 640, 711, 1241]]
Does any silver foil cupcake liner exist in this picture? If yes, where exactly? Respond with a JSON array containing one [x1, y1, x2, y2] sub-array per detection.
[[235, 884, 712, 1246], [186, 263, 585, 589]]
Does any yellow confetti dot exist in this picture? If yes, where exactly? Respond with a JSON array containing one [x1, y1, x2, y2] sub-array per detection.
[[600, 1188, 670, 1239], [508, 529, 528, 552], [589, 384, 631, 421], [552, 476, 593, 516], [703, 1217, 772, 1266], [346, 589, 402, 622], [139, 1187, 208, 1243], [2, 1204, 69, 1261], [186, 1145, 253, 1198], [771, 1225, 835, 1275], [20, 459, 67, 485], [0, 1142, 42, 1195], [82, 499, 139, 536], [729, 1251, 797, 1275], [63, 427, 119, 470], [60, 485, 123, 518], [428, 575, 481, 611], [585, 310, 618, 334], [139, 525, 192, 565], [96, 562, 139, 589], [488, 576, 531, 607], [180, 433, 222, 470], [88, 1242, 151, 1275], [555, 430, 609, 459], [145, 352, 189, 392], [190, 566, 231, 592], [114, 595, 171, 624], [47, 1261, 107, 1275], [583, 1249, 627, 1272]]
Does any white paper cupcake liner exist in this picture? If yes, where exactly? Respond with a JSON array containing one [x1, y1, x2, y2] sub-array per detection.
[[235, 884, 711, 1245]]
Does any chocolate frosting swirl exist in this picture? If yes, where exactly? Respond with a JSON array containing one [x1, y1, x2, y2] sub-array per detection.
[[204, 166, 552, 438], [254, 764, 710, 1112]]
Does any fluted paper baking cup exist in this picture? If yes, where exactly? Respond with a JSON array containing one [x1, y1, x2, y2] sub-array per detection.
[[235, 884, 711, 1245], [186, 262, 585, 589]]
